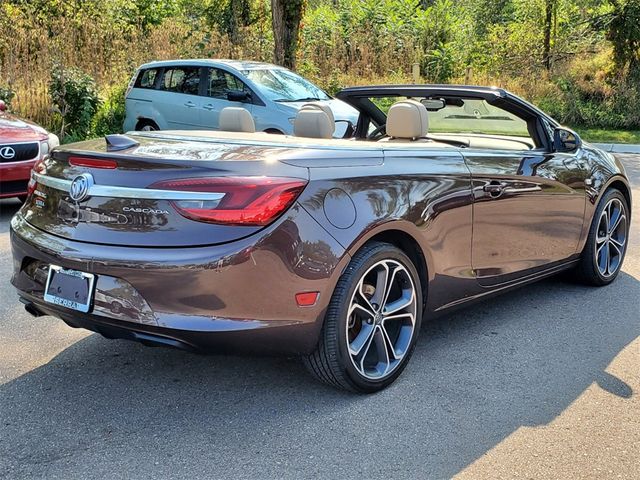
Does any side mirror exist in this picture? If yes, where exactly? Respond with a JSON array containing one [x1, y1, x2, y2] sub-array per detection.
[[334, 119, 355, 139], [227, 90, 251, 103], [0, 100, 6, 112], [553, 127, 581, 152]]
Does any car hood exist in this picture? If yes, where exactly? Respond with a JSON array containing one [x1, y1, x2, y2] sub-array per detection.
[[0, 113, 48, 142], [276, 98, 359, 123]]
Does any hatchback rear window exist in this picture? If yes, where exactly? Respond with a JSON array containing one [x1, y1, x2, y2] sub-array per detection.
[[160, 67, 201, 95], [135, 68, 158, 89]]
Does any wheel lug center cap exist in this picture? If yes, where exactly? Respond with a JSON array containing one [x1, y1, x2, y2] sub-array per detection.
[[374, 312, 383, 325]]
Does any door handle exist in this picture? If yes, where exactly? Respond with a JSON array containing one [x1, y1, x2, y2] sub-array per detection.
[[483, 181, 507, 197], [203, 104, 216, 111], [184, 101, 196, 108]]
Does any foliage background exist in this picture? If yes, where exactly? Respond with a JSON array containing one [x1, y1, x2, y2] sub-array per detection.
[[0, 0, 638, 142]]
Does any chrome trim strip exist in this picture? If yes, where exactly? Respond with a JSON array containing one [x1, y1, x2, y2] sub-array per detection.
[[33, 172, 225, 201], [0, 140, 42, 146]]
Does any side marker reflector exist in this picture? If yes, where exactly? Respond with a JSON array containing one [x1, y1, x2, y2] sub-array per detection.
[[296, 292, 319, 307]]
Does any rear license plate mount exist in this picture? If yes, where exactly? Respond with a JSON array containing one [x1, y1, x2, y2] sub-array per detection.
[[43, 265, 95, 313]]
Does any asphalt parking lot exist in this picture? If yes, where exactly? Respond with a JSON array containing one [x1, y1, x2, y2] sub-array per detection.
[[0, 156, 638, 479]]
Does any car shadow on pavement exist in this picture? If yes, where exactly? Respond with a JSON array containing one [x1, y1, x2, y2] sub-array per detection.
[[0, 272, 638, 478]]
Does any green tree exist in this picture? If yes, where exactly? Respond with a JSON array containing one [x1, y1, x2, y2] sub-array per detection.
[[607, 0, 640, 78], [271, 0, 305, 68]]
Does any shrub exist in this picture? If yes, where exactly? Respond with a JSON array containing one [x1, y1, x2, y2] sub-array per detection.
[[0, 85, 15, 108], [91, 83, 127, 137], [49, 66, 100, 141]]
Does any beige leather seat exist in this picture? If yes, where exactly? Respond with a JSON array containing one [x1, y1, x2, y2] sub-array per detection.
[[219, 107, 256, 133], [380, 99, 430, 142], [300, 102, 335, 125], [293, 107, 334, 139]]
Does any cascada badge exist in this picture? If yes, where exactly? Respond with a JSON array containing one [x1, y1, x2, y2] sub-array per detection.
[[69, 173, 93, 202]]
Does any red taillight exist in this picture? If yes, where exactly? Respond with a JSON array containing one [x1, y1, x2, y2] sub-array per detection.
[[32, 158, 46, 174], [27, 159, 45, 196], [27, 176, 37, 196], [151, 177, 308, 226], [69, 156, 118, 169]]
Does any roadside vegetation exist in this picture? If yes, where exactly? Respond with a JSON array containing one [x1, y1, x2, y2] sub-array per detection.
[[0, 0, 639, 144]]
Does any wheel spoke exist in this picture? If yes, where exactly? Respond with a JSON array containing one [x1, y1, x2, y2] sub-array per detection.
[[383, 312, 415, 326], [381, 265, 400, 309], [597, 241, 609, 275], [610, 209, 624, 234], [383, 289, 415, 316], [610, 235, 625, 249], [601, 209, 609, 234], [368, 263, 390, 308], [370, 326, 391, 376], [355, 278, 377, 313], [609, 240, 622, 258], [350, 295, 375, 319], [349, 321, 375, 357]]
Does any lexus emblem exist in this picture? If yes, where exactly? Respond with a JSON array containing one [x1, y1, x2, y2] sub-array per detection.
[[0, 146, 15, 160], [69, 173, 94, 202]]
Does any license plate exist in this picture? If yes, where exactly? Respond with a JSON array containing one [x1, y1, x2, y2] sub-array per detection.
[[44, 265, 95, 313]]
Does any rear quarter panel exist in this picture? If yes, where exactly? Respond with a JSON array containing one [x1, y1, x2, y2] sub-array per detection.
[[298, 147, 478, 313], [125, 88, 167, 130]]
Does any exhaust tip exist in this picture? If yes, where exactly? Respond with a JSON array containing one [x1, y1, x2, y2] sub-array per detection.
[[23, 302, 44, 317]]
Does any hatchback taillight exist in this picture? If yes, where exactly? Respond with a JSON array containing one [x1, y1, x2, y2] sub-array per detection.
[[151, 177, 308, 226]]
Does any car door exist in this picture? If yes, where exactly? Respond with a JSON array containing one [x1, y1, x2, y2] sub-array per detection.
[[465, 145, 588, 286], [154, 65, 202, 129], [199, 68, 254, 130]]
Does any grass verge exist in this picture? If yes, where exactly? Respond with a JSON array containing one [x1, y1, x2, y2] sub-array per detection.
[[575, 128, 640, 144]]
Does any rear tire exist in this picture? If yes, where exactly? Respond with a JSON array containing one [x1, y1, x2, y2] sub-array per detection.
[[574, 188, 629, 286], [304, 242, 423, 393], [135, 119, 159, 131]]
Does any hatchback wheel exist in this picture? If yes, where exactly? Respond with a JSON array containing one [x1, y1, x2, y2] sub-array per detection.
[[136, 119, 159, 131], [575, 188, 629, 286], [304, 242, 422, 392]]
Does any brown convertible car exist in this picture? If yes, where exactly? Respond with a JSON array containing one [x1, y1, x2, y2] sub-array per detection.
[[10, 85, 630, 392]]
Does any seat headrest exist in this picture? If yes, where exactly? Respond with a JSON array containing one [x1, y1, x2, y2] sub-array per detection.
[[386, 99, 429, 139], [294, 108, 334, 139], [300, 102, 335, 126], [219, 107, 256, 133]]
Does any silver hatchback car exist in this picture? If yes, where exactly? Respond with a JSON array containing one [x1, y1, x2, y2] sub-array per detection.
[[123, 59, 359, 135]]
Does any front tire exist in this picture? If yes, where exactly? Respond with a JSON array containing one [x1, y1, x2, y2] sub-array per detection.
[[304, 242, 423, 393], [575, 188, 629, 286]]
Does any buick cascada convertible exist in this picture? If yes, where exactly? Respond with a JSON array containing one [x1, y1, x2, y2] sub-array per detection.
[[10, 85, 630, 392]]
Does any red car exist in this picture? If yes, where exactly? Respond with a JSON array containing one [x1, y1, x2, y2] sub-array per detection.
[[0, 100, 59, 201]]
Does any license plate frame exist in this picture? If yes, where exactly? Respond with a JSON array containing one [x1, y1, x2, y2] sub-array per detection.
[[43, 265, 95, 313]]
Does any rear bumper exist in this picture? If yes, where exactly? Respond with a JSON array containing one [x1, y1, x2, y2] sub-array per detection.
[[10, 206, 349, 355]]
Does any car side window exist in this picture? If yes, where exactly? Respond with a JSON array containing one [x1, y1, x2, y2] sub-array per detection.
[[160, 67, 201, 95], [369, 95, 538, 149], [135, 68, 158, 89], [206, 68, 249, 99]]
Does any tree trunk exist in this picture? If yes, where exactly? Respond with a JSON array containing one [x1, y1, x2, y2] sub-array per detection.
[[543, 0, 554, 70], [271, 0, 304, 69]]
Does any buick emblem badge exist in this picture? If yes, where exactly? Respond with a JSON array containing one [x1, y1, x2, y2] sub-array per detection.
[[0, 146, 15, 160], [69, 173, 93, 202]]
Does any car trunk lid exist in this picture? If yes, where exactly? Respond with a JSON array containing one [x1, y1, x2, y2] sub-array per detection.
[[22, 134, 312, 247]]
